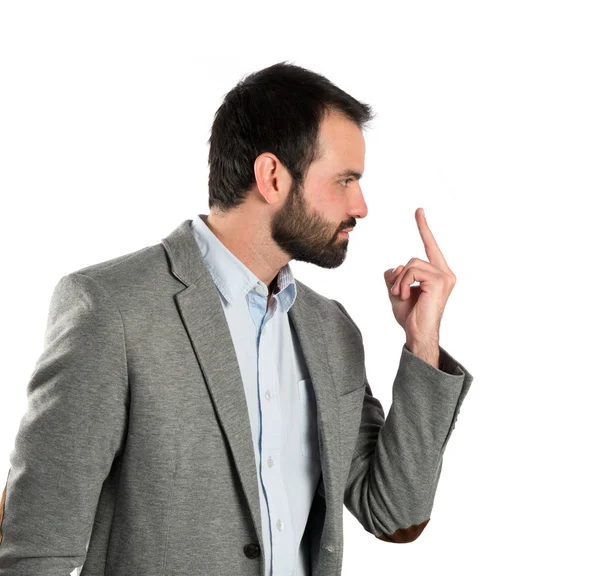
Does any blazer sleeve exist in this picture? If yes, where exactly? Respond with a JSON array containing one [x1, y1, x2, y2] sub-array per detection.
[[332, 300, 474, 543], [0, 272, 129, 575]]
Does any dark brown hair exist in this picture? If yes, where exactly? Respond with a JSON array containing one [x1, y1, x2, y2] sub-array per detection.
[[207, 61, 376, 211]]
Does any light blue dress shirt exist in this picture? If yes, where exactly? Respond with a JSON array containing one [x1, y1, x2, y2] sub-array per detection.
[[190, 214, 322, 576]]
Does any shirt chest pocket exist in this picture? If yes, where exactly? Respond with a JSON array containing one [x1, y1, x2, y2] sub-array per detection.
[[297, 378, 320, 461]]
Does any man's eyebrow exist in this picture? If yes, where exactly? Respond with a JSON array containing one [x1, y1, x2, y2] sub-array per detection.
[[333, 170, 363, 180]]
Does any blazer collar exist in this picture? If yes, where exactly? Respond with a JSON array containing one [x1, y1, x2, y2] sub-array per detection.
[[161, 219, 342, 557]]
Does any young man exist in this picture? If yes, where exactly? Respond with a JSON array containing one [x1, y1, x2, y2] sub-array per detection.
[[0, 61, 473, 576]]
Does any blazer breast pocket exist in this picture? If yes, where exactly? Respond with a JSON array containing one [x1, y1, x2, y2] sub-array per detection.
[[297, 378, 320, 461]]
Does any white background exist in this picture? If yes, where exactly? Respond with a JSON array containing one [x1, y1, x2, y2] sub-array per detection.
[[1, 1, 599, 574]]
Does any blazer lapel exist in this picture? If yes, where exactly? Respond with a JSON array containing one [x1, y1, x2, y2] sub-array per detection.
[[161, 219, 341, 551]]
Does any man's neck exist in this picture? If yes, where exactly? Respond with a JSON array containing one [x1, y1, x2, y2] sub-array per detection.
[[202, 211, 289, 289]]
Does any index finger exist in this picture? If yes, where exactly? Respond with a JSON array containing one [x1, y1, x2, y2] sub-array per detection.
[[415, 207, 450, 271]]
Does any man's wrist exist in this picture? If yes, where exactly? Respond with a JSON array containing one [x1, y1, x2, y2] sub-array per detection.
[[405, 340, 440, 369]]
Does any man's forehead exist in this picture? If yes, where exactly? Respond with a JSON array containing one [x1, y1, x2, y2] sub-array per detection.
[[309, 113, 365, 177], [319, 111, 364, 141]]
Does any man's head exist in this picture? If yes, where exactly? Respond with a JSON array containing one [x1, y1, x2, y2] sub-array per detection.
[[207, 61, 375, 268]]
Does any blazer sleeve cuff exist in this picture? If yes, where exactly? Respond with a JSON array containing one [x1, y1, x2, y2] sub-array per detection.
[[401, 342, 471, 378], [396, 342, 474, 453]]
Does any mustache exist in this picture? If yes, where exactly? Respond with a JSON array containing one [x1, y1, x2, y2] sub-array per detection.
[[339, 217, 357, 232]]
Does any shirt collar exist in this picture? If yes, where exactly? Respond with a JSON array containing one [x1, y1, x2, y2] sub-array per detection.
[[189, 213, 297, 312]]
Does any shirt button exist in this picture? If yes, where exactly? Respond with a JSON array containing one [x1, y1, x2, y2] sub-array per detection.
[[276, 519, 284, 531], [265, 390, 271, 400], [267, 457, 273, 468]]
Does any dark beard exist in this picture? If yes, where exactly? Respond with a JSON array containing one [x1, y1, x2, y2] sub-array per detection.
[[271, 178, 351, 269]]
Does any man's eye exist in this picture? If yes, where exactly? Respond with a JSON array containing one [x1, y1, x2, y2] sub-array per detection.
[[340, 179, 351, 187]]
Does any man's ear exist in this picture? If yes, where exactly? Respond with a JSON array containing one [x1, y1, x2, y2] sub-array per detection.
[[254, 152, 291, 205]]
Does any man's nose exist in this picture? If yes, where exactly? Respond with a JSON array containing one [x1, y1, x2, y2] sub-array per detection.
[[351, 186, 368, 219]]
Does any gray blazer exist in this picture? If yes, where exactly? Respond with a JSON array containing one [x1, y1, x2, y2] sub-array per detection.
[[0, 219, 473, 576]]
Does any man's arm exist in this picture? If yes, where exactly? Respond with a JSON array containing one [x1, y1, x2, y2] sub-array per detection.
[[333, 299, 473, 543], [0, 273, 129, 574]]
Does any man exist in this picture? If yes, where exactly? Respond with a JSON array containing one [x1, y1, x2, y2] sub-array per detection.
[[0, 61, 473, 576]]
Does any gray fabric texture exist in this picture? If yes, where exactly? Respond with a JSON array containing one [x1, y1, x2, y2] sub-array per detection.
[[0, 219, 474, 576]]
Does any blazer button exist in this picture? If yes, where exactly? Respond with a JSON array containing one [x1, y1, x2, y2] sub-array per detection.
[[243, 543, 261, 559]]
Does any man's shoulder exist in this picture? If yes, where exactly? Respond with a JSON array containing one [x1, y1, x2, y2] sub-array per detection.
[[60, 238, 175, 301]]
